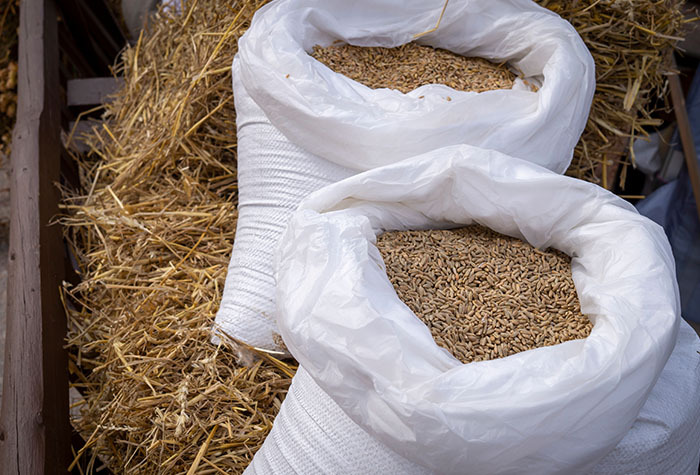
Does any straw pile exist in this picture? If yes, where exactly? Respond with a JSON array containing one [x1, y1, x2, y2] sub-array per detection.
[[59, 1, 299, 472], [536, 0, 686, 187], [0, 0, 18, 158], [61, 0, 685, 472]]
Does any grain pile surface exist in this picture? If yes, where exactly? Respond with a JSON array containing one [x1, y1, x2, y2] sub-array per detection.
[[376, 226, 592, 364], [311, 43, 516, 93]]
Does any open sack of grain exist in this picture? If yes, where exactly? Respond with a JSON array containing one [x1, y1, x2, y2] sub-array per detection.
[[249, 327, 700, 474], [215, 0, 595, 352], [247, 144, 685, 474]]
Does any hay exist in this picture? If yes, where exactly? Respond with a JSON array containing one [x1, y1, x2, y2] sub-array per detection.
[[0, 0, 18, 158], [59, 1, 298, 472], [537, 0, 686, 187], [61, 0, 686, 472]]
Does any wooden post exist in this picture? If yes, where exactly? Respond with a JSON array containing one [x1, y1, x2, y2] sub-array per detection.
[[0, 0, 70, 472], [669, 56, 700, 222]]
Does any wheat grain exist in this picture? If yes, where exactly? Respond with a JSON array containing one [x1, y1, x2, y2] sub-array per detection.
[[377, 225, 592, 364], [311, 43, 515, 94]]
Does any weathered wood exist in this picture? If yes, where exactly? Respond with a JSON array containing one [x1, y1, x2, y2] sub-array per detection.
[[669, 58, 700, 222], [67, 77, 121, 106], [0, 0, 70, 472]]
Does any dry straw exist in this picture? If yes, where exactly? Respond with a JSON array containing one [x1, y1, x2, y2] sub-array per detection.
[[59, 1, 297, 472], [536, 0, 686, 186], [0, 0, 18, 157], [61, 0, 683, 472]]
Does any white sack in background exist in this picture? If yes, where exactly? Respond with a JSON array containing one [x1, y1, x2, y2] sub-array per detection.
[[162, 0, 181, 14], [215, 0, 595, 351], [275, 145, 679, 474], [248, 323, 700, 475]]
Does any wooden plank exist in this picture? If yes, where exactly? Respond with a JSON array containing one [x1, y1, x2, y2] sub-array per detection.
[[67, 77, 121, 106], [669, 57, 700, 222], [0, 0, 70, 472]]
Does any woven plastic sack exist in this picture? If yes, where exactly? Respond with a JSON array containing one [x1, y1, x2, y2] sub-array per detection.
[[245, 367, 427, 475], [214, 0, 595, 351], [214, 63, 353, 350], [590, 320, 700, 475], [275, 144, 679, 474], [247, 323, 699, 474]]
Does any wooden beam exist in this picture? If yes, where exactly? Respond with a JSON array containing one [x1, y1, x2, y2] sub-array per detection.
[[67, 77, 121, 107], [0, 0, 70, 472], [669, 57, 700, 222]]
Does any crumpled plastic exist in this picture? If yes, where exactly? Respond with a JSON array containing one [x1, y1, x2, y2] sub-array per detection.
[[275, 144, 680, 474], [237, 0, 595, 173]]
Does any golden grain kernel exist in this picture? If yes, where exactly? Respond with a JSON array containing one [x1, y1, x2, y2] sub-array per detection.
[[376, 226, 592, 364]]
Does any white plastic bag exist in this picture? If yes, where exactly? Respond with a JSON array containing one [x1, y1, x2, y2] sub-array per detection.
[[237, 0, 595, 173], [214, 63, 353, 350], [215, 0, 595, 351], [247, 323, 699, 474], [275, 144, 679, 474]]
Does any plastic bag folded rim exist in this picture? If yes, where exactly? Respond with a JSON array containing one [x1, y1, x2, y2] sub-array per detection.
[[275, 144, 680, 473], [236, 0, 595, 173]]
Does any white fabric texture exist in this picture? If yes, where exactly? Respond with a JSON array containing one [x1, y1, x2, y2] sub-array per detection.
[[215, 0, 595, 351], [275, 145, 680, 474], [591, 320, 700, 475], [237, 0, 595, 173], [249, 322, 699, 474], [244, 367, 428, 475], [214, 61, 353, 349]]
